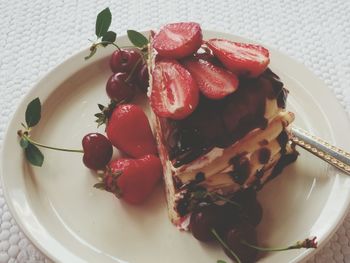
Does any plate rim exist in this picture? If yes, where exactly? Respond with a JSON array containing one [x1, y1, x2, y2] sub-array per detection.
[[1, 29, 350, 263]]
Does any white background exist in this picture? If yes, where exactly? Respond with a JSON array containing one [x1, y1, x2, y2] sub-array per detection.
[[0, 0, 349, 262]]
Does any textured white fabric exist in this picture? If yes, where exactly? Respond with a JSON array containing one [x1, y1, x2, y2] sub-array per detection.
[[0, 0, 349, 262]]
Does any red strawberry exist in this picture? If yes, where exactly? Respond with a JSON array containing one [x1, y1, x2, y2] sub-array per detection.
[[153, 22, 203, 59], [97, 155, 162, 205], [150, 58, 199, 120], [106, 104, 157, 157], [182, 58, 239, 99], [206, 39, 270, 77]]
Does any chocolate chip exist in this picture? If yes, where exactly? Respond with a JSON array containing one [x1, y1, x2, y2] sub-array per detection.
[[229, 157, 251, 185], [258, 147, 271, 164], [195, 172, 205, 182]]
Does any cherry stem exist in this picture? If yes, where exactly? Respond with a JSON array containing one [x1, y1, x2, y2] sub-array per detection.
[[241, 237, 318, 252], [22, 134, 84, 153], [209, 192, 241, 208], [211, 228, 242, 263], [96, 41, 122, 51], [126, 56, 143, 83]]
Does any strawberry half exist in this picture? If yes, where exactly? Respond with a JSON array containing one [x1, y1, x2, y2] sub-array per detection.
[[97, 155, 162, 205], [150, 58, 199, 120], [153, 22, 203, 59], [207, 39, 270, 77], [106, 104, 157, 158], [182, 58, 239, 100]]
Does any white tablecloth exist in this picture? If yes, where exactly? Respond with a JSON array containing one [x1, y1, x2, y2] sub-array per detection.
[[0, 0, 350, 262]]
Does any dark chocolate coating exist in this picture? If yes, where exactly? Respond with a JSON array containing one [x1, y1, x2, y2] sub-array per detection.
[[160, 68, 287, 167]]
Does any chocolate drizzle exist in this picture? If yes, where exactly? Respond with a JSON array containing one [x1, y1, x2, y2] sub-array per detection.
[[160, 68, 288, 167], [228, 154, 251, 185]]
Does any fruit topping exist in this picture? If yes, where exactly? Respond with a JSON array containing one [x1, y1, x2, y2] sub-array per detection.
[[106, 72, 136, 102], [153, 22, 203, 59], [135, 63, 149, 92], [182, 58, 239, 99], [223, 223, 258, 263], [82, 133, 113, 170], [96, 155, 162, 204], [109, 48, 143, 74], [106, 104, 157, 157], [207, 39, 270, 77], [150, 59, 199, 120], [190, 205, 224, 242]]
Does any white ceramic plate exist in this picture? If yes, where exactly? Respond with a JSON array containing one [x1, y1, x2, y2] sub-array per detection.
[[1, 30, 350, 263]]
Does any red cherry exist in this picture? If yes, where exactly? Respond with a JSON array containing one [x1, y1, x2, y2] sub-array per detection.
[[136, 63, 149, 92], [109, 48, 142, 73], [106, 72, 136, 102], [224, 224, 258, 263], [82, 133, 113, 170]]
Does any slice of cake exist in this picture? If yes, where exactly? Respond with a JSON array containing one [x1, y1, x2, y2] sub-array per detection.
[[147, 23, 298, 226]]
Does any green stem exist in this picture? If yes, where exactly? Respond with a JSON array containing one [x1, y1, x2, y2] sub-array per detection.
[[96, 41, 121, 50], [23, 135, 83, 153], [211, 229, 242, 263], [240, 240, 307, 252], [126, 56, 143, 82]]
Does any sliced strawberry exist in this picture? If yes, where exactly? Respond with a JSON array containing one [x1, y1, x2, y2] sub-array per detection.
[[100, 155, 162, 205], [150, 59, 199, 120], [106, 104, 157, 158], [206, 39, 270, 77], [182, 58, 239, 99], [153, 22, 203, 59]]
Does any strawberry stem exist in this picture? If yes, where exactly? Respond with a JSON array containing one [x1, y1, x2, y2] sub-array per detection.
[[240, 236, 318, 252], [22, 133, 84, 153], [211, 228, 242, 263]]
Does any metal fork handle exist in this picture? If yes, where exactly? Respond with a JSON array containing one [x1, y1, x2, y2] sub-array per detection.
[[290, 126, 350, 175]]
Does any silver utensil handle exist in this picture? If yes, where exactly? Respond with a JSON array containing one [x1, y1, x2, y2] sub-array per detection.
[[290, 126, 350, 175]]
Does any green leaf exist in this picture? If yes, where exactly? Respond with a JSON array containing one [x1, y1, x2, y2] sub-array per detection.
[[25, 98, 41, 128], [102, 31, 117, 46], [217, 260, 227, 263], [25, 143, 44, 167], [127, 30, 149, 48], [94, 182, 105, 190], [20, 138, 29, 149], [95, 8, 112, 38], [98, 104, 105, 111]]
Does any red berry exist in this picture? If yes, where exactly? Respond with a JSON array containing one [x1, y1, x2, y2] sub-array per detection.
[[224, 224, 258, 263], [82, 133, 113, 170], [150, 59, 199, 120], [109, 48, 142, 73], [207, 39, 270, 77], [190, 206, 221, 242], [106, 72, 136, 102], [136, 63, 149, 92], [104, 155, 162, 204], [182, 58, 239, 99], [106, 104, 158, 158], [153, 22, 203, 59]]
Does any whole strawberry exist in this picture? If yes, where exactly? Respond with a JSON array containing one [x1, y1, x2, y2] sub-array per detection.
[[96, 155, 163, 204], [106, 104, 158, 158]]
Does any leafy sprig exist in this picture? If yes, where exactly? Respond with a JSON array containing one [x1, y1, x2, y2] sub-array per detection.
[[85, 7, 149, 60], [18, 98, 44, 166], [18, 98, 83, 167]]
